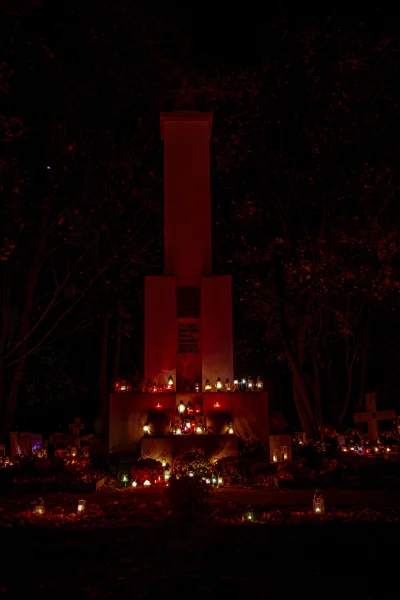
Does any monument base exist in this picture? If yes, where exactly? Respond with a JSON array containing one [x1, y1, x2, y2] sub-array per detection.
[[141, 434, 238, 463], [109, 391, 269, 453]]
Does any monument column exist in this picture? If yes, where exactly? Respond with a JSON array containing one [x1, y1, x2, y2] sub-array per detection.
[[161, 112, 213, 287]]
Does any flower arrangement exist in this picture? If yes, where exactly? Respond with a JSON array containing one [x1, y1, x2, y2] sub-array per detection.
[[172, 451, 212, 479], [214, 457, 243, 483], [241, 436, 263, 457], [130, 458, 165, 485]]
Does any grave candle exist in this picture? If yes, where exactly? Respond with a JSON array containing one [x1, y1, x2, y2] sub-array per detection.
[[313, 490, 324, 515], [215, 377, 223, 391], [33, 499, 45, 516], [204, 379, 212, 391], [77, 499, 86, 516]]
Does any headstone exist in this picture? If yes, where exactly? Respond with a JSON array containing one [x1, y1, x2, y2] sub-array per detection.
[[10, 432, 42, 456], [354, 393, 396, 441]]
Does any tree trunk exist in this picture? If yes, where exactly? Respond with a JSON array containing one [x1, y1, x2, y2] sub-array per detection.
[[292, 375, 314, 439], [312, 352, 323, 427], [98, 315, 109, 417], [356, 305, 371, 412], [112, 303, 122, 381], [279, 306, 317, 436], [1, 248, 45, 442]]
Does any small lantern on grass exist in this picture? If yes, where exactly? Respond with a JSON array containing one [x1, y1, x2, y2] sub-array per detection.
[[132, 481, 138, 488], [313, 490, 324, 515], [143, 480, 151, 487], [71, 447, 77, 458], [33, 498, 45, 516], [204, 379, 212, 391], [143, 422, 150, 435], [167, 375, 174, 390], [121, 474, 129, 485], [244, 505, 255, 522], [247, 376, 254, 390], [228, 423, 234, 435], [77, 499, 86, 517]]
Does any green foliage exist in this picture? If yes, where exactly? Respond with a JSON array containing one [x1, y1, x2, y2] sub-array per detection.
[[172, 451, 212, 479]]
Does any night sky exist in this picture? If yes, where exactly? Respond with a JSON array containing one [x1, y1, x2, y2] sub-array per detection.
[[1, 4, 400, 436]]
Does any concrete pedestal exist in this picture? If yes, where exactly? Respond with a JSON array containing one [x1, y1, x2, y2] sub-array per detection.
[[141, 435, 239, 463], [109, 391, 269, 453]]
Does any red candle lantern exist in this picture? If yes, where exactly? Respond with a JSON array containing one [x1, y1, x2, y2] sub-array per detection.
[[113, 378, 121, 392], [155, 401, 162, 409]]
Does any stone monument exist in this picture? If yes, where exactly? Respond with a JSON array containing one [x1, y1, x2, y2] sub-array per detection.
[[109, 112, 269, 461]]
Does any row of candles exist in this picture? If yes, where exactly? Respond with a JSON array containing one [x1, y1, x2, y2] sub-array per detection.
[[144, 419, 235, 436], [34, 489, 325, 520], [122, 471, 225, 488], [244, 491, 325, 521], [114, 376, 264, 394], [32, 497, 87, 517]]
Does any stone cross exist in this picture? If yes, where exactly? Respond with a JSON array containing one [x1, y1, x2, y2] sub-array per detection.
[[354, 393, 396, 441], [69, 418, 84, 441]]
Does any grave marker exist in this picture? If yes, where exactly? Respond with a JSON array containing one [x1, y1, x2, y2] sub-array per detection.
[[354, 393, 396, 441]]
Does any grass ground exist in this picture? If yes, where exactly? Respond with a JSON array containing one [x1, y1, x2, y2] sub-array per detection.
[[1, 486, 400, 598]]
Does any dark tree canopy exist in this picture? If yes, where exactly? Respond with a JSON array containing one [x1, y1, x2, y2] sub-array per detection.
[[1, 4, 400, 436]]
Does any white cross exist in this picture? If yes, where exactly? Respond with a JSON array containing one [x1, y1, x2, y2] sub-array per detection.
[[354, 393, 395, 441]]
